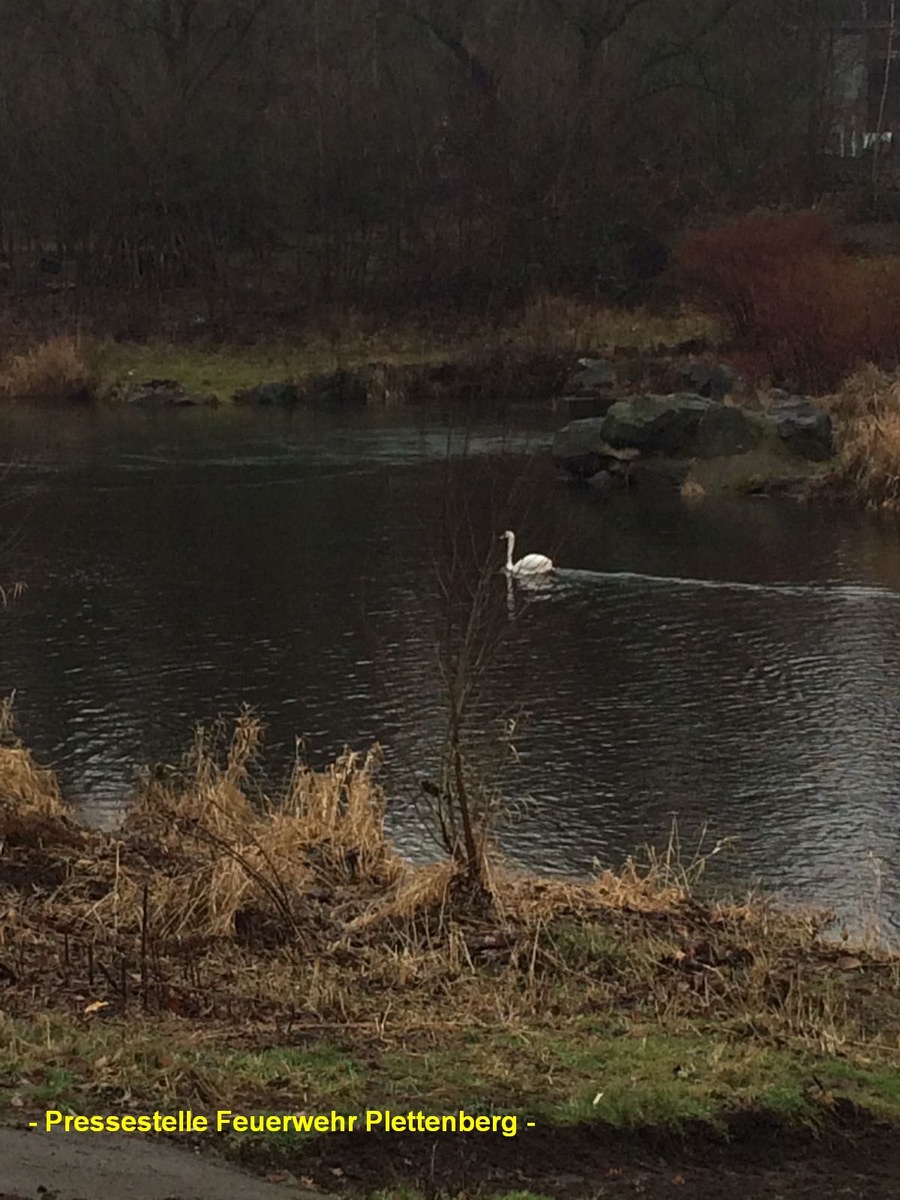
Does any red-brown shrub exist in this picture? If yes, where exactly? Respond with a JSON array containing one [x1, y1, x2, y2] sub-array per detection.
[[671, 211, 900, 393]]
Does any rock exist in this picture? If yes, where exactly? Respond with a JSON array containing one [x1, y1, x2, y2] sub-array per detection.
[[126, 379, 218, 408], [553, 393, 619, 418], [687, 449, 822, 495], [766, 392, 834, 461], [673, 337, 711, 356], [234, 366, 412, 408], [416, 353, 569, 402], [614, 355, 680, 393], [233, 381, 300, 407], [676, 361, 736, 400], [565, 358, 618, 393], [552, 419, 639, 478], [627, 456, 694, 491], [586, 469, 613, 491], [554, 358, 620, 418], [601, 393, 715, 456], [585, 460, 636, 490], [693, 405, 765, 458], [681, 479, 706, 501], [552, 418, 608, 476], [302, 368, 375, 408]]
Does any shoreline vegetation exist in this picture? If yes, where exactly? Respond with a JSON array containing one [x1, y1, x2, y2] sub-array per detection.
[[4, 212, 900, 511], [1, 702, 900, 1195], [0, 295, 720, 405]]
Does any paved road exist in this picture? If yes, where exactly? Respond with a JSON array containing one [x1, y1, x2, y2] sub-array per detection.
[[0, 1126, 320, 1200]]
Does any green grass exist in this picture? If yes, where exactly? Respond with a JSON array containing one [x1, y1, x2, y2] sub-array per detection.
[[97, 301, 719, 402], [101, 339, 446, 400], [3, 1012, 899, 1138]]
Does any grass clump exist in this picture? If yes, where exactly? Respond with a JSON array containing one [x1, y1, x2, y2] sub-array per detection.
[[507, 293, 718, 354], [119, 711, 400, 941], [822, 363, 900, 509], [0, 335, 104, 402], [0, 697, 71, 842]]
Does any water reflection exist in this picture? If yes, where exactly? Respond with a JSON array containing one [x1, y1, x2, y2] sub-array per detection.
[[2, 405, 900, 939]]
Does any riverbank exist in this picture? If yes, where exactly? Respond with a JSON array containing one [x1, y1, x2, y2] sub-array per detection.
[[3, 300, 899, 514], [2, 706, 900, 1197], [0, 298, 718, 405]]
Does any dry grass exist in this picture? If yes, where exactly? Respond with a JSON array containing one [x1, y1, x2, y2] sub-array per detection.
[[0, 335, 104, 402], [0, 697, 69, 838], [0, 713, 898, 1147], [117, 712, 401, 941], [508, 292, 719, 353], [0, 704, 898, 1120], [821, 364, 900, 509], [0, 581, 25, 607]]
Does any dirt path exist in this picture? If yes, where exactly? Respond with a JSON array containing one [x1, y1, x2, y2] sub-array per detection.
[[0, 1126, 321, 1200], [289, 1117, 900, 1200]]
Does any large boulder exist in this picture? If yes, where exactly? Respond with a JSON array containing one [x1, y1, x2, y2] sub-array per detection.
[[693, 405, 766, 458], [552, 418, 609, 477], [233, 381, 300, 407], [566, 358, 618, 391], [766, 393, 834, 461], [554, 358, 620, 418], [676, 361, 737, 401], [601, 393, 715, 456], [552, 418, 639, 478]]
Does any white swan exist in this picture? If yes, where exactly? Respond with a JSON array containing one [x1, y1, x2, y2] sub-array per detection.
[[501, 529, 553, 576]]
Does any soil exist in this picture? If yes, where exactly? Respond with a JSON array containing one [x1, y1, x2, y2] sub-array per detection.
[[253, 1112, 900, 1200], [3, 1112, 900, 1199]]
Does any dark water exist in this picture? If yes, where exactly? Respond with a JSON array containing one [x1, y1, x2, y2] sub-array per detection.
[[3, 404, 900, 940]]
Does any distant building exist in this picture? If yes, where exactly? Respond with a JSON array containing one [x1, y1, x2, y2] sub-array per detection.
[[832, 1, 900, 157]]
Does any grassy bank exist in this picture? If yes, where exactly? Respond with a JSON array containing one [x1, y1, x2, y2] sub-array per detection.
[[0, 299, 717, 404], [2, 703, 900, 1194]]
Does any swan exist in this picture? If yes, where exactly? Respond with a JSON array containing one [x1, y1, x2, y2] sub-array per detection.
[[501, 529, 553, 576]]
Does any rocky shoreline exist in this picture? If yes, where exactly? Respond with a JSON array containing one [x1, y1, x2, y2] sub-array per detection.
[[108, 346, 839, 501], [552, 361, 833, 497]]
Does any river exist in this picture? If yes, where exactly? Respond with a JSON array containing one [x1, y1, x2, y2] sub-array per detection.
[[2, 402, 900, 939]]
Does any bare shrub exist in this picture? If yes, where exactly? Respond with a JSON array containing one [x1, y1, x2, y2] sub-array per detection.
[[672, 211, 836, 337], [672, 211, 900, 393]]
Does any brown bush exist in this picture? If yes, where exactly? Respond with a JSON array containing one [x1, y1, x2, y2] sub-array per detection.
[[671, 211, 900, 393], [0, 335, 104, 402], [824, 364, 900, 509]]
